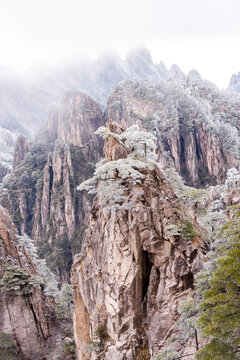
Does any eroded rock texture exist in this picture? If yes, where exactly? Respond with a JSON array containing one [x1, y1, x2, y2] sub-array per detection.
[[0, 91, 104, 280], [107, 79, 240, 187], [72, 123, 205, 359], [0, 205, 61, 360]]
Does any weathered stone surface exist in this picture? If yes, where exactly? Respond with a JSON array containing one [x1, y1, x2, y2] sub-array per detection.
[[12, 135, 30, 169], [72, 124, 205, 359], [106, 80, 239, 187], [0, 205, 61, 360], [103, 120, 128, 161], [32, 93, 104, 279], [0, 91, 104, 280], [58, 91, 104, 148]]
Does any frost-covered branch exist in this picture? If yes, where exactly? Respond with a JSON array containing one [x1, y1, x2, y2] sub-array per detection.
[[78, 124, 156, 212]]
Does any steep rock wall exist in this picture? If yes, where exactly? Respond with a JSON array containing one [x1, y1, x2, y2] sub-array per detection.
[[0, 205, 61, 360], [72, 124, 205, 359], [106, 80, 239, 187], [0, 91, 104, 280]]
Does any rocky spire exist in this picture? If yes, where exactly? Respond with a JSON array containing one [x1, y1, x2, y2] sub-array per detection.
[[12, 134, 30, 169], [72, 123, 205, 359]]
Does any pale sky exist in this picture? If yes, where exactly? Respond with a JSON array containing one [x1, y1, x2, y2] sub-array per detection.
[[0, 0, 240, 88]]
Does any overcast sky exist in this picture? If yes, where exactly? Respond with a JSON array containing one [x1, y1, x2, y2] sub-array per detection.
[[0, 0, 240, 88]]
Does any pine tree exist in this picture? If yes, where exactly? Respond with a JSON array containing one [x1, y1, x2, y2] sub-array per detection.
[[196, 205, 240, 360]]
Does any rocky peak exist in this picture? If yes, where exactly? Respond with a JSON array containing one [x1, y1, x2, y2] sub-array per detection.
[[155, 61, 169, 80], [170, 64, 185, 78], [125, 47, 160, 80], [188, 69, 202, 80], [228, 71, 240, 92], [72, 124, 204, 359], [57, 91, 104, 147], [106, 79, 239, 187], [12, 134, 30, 169], [0, 91, 104, 281]]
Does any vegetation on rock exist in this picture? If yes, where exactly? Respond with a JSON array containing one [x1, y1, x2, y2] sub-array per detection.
[[77, 124, 157, 215], [196, 205, 240, 360], [1, 263, 33, 295], [0, 331, 18, 360]]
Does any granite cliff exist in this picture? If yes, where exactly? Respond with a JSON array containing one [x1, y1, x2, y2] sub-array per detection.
[[0, 205, 62, 360], [0, 64, 239, 359], [71, 122, 205, 359], [1, 75, 240, 282], [1, 48, 239, 187], [0, 91, 104, 281], [107, 77, 240, 187]]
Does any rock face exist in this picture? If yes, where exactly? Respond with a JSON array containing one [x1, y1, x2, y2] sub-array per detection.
[[12, 135, 30, 169], [0, 91, 104, 280], [107, 78, 240, 187], [72, 123, 204, 359], [48, 91, 104, 149], [103, 119, 128, 161], [32, 92, 104, 280], [2, 49, 240, 186], [0, 205, 60, 360]]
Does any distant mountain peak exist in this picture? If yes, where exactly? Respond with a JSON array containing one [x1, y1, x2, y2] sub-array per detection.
[[229, 71, 240, 86], [125, 46, 153, 64], [170, 64, 185, 78], [227, 71, 240, 93], [188, 69, 202, 79]]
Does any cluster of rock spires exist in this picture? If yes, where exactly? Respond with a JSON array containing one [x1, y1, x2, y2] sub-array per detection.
[[0, 59, 239, 359], [1, 47, 239, 179]]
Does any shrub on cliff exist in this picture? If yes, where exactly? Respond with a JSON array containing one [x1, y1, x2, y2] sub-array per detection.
[[0, 263, 33, 295], [56, 283, 74, 319], [0, 331, 18, 360], [18, 234, 59, 296]]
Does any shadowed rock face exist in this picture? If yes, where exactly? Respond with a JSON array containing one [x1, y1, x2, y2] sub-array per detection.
[[71, 123, 205, 360], [0, 205, 61, 360]]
